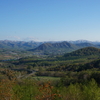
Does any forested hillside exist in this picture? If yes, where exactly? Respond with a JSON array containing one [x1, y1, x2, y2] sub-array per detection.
[[29, 41, 79, 55], [64, 47, 100, 57], [0, 41, 100, 99], [0, 40, 100, 56]]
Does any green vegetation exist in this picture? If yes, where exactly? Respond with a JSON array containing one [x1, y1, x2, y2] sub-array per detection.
[[32, 76, 60, 82], [64, 47, 100, 57], [1, 46, 100, 99], [30, 41, 79, 55]]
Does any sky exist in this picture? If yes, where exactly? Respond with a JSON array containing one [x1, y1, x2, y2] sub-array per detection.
[[0, 0, 100, 41]]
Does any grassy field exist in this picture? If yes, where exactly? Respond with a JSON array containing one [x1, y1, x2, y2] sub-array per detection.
[[32, 76, 60, 81]]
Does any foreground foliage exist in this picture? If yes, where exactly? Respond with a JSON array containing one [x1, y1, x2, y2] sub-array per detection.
[[1, 47, 100, 99], [0, 77, 100, 100]]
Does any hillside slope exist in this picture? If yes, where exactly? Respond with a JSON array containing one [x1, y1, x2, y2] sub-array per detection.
[[29, 41, 79, 55], [64, 47, 100, 57]]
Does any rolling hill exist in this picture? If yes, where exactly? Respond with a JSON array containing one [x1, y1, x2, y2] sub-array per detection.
[[29, 41, 79, 55], [64, 47, 100, 57]]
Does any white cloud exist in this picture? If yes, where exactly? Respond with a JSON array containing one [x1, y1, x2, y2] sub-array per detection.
[[22, 37, 40, 42]]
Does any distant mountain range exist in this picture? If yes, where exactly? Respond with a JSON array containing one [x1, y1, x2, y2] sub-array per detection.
[[68, 40, 100, 45], [0, 40, 42, 50], [29, 41, 79, 55], [29, 41, 100, 55], [0, 40, 100, 55]]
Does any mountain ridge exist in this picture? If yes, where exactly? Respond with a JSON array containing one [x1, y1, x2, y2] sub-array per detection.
[[0, 40, 100, 55], [29, 41, 79, 55]]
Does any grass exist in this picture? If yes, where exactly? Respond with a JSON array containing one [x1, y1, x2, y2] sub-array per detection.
[[32, 76, 60, 81]]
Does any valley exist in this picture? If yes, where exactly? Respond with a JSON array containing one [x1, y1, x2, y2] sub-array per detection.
[[0, 40, 100, 100]]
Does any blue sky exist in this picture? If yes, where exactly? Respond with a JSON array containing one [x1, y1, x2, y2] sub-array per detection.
[[0, 0, 100, 41]]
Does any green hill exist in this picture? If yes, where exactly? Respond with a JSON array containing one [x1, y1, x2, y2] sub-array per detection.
[[30, 41, 79, 55], [64, 47, 100, 57]]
